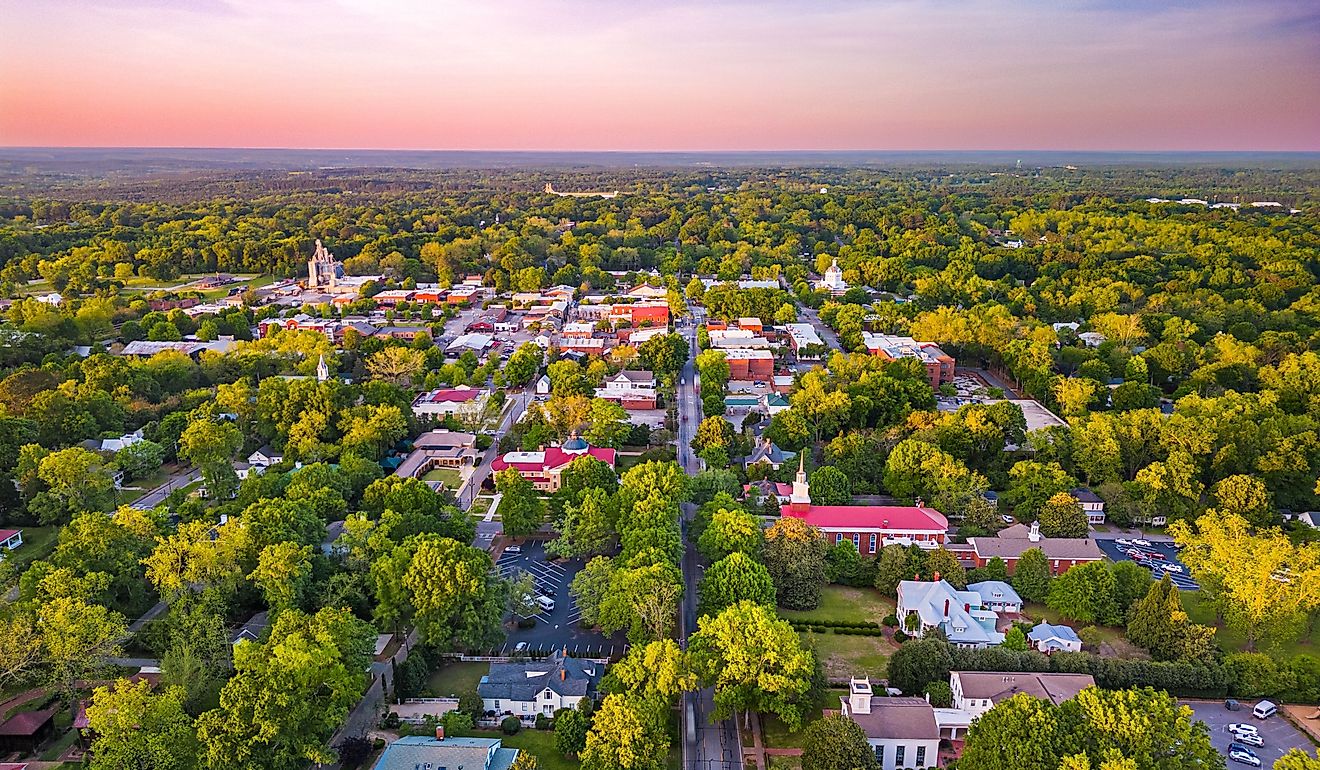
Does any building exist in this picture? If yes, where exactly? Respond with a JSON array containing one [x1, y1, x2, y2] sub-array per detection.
[[896, 578, 1005, 648], [862, 334, 956, 390], [610, 301, 670, 327], [819, 258, 848, 294], [447, 333, 494, 355], [738, 317, 764, 333], [762, 392, 789, 415], [781, 457, 948, 554], [1078, 332, 1106, 348], [950, 522, 1105, 575], [708, 329, 771, 349], [555, 337, 606, 355], [783, 323, 826, 358], [306, 239, 339, 290], [478, 651, 600, 721], [965, 580, 1022, 614], [490, 436, 617, 492], [0, 529, 23, 554], [561, 321, 596, 338], [949, 671, 1095, 720], [744, 439, 791, 470], [627, 284, 670, 300], [840, 678, 939, 770], [1071, 488, 1105, 524], [248, 445, 285, 468], [119, 338, 238, 358], [722, 348, 775, 380], [372, 734, 519, 770], [1028, 622, 1083, 653], [411, 386, 488, 418], [595, 370, 658, 409], [372, 289, 415, 306], [394, 430, 480, 479]]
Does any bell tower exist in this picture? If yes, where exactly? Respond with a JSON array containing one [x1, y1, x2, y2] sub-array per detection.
[[789, 453, 811, 514]]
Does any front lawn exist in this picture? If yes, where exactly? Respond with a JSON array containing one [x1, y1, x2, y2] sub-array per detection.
[[760, 688, 847, 750], [778, 585, 895, 625], [466, 728, 578, 770], [425, 661, 486, 698], [799, 631, 893, 682], [422, 467, 463, 489], [469, 497, 494, 517]]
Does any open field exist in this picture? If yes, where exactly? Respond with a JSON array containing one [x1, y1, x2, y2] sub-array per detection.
[[800, 631, 893, 682], [778, 585, 895, 625]]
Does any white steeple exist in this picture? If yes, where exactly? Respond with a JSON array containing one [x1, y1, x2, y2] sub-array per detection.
[[790, 453, 811, 508], [316, 354, 329, 382], [1028, 520, 1041, 543]]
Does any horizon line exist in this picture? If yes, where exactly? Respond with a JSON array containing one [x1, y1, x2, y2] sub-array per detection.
[[4, 146, 1320, 155]]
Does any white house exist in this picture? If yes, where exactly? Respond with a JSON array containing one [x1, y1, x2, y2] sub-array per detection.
[[841, 677, 940, 770], [966, 580, 1022, 614], [818, 258, 848, 294], [1071, 488, 1105, 524], [1078, 331, 1106, 348], [248, 445, 285, 467], [896, 579, 1004, 648], [1028, 622, 1083, 653], [0, 529, 23, 557], [478, 652, 599, 722], [535, 375, 551, 395]]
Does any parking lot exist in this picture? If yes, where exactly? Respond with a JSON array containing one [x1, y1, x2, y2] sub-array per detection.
[[494, 540, 628, 658], [1183, 700, 1314, 767], [1095, 538, 1199, 590]]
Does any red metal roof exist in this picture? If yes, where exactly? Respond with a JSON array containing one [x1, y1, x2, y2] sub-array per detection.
[[786, 505, 948, 532], [0, 529, 19, 541], [492, 446, 616, 473], [421, 389, 481, 404]]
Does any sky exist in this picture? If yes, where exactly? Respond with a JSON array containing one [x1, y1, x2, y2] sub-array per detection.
[[1, 0, 1318, 151]]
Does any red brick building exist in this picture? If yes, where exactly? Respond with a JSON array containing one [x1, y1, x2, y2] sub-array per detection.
[[723, 348, 775, 380], [945, 522, 1104, 575]]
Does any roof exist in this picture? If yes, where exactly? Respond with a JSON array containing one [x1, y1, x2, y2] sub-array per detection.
[[1029, 622, 1081, 645], [0, 708, 55, 736], [413, 430, 478, 449], [847, 698, 939, 741], [492, 445, 617, 474], [415, 387, 484, 405], [614, 370, 656, 384], [969, 536, 1104, 562], [953, 671, 1095, 705], [899, 580, 1003, 646], [250, 444, 283, 460], [1070, 487, 1103, 503], [373, 736, 517, 770], [477, 653, 598, 702], [966, 581, 1022, 606], [0, 529, 21, 542], [787, 505, 948, 532]]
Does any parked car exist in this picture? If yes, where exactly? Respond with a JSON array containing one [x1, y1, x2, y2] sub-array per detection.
[[505, 545, 522, 554], [1133, 539, 1151, 546], [1233, 733, 1264, 748], [1225, 699, 1242, 711], [1253, 701, 1278, 719], [1228, 724, 1260, 736], [1116, 538, 1131, 545], [1229, 748, 1261, 767], [514, 641, 529, 652]]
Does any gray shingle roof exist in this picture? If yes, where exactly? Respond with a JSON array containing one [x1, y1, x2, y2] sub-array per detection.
[[477, 653, 597, 702], [373, 736, 517, 770]]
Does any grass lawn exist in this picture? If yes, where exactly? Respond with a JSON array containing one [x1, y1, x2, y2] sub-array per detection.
[[422, 467, 463, 488], [466, 729, 577, 770], [425, 661, 487, 698], [760, 688, 847, 750], [768, 756, 802, 770], [469, 497, 494, 517], [1021, 603, 1147, 659], [2, 526, 60, 581], [778, 585, 895, 625], [39, 728, 78, 761], [800, 631, 893, 682], [1182, 590, 1320, 659]]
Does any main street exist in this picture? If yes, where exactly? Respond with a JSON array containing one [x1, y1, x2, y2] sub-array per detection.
[[676, 319, 743, 770]]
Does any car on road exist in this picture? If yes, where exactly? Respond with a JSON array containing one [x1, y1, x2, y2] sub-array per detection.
[[1228, 724, 1259, 736], [1229, 748, 1261, 767]]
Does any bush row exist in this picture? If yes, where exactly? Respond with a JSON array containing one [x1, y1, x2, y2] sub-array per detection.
[[787, 618, 882, 630], [792, 623, 886, 637]]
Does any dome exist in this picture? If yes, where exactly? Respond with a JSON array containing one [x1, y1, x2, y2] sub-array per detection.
[[562, 436, 589, 452]]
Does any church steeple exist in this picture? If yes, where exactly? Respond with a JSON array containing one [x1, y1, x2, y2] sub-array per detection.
[[789, 453, 811, 512], [316, 354, 329, 382]]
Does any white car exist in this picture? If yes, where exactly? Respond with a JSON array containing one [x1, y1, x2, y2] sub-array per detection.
[[1233, 732, 1264, 748], [1228, 724, 1260, 736], [1134, 539, 1151, 546], [1229, 749, 1261, 767], [504, 545, 522, 554], [1164, 564, 1184, 573], [514, 641, 529, 652], [1116, 538, 1131, 545]]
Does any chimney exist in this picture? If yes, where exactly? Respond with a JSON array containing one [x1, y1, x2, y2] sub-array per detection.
[[561, 669, 566, 681], [943, 599, 950, 617], [435, 726, 445, 741], [964, 603, 970, 613], [933, 571, 941, 583]]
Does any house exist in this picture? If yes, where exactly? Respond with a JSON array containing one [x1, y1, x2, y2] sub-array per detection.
[[744, 480, 793, 505], [966, 580, 1022, 614], [1028, 622, 1083, 653], [783, 323, 826, 358], [372, 734, 519, 770], [761, 392, 789, 416], [595, 370, 657, 409], [82, 428, 145, 453], [840, 678, 939, 770], [394, 430, 480, 479], [626, 284, 670, 300], [0, 708, 56, 755], [1078, 332, 1106, 348], [248, 445, 285, 468], [0, 530, 22, 557], [896, 579, 1004, 648], [744, 439, 791, 471], [229, 611, 269, 645], [1071, 488, 1105, 524], [411, 386, 488, 419], [781, 457, 948, 554], [490, 436, 617, 493], [949, 521, 1105, 575], [535, 375, 551, 395], [949, 671, 1095, 720], [862, 334, 956, 390], [447, 333, 493, 355], [478, 651, 600, 721]]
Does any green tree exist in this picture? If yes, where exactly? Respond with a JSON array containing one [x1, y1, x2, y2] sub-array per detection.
[[115, 439, 166, 481], [764, 517, 828, 610], [1047, 561, 1120, 625], [1127, 575, 1216, 663], [1011, 547, 1053, 603], [547, 487, 616, 559], [808, 466, 851, 505], [1038, 492, 1088, 538], [1004, 461, 1077, 523], [1275, 750, 1320, 770], [249, 542, 313, 614], [697, 505, 763, 561], [496, 468, 546, 538], [1002, 625, 1029, 651], [1110, 560, 1153, 615], [580, 694, 668, 770], [637, 334, 688, 377], [801, 714, 878, 770], [86, 679, 197, 770], [610, 639, 697, 699], [698, 552, 776, 616], [554, 702, 591, 758], [925, 547, 967, 589], [873, 544, 913, 597], [178, 420, 243, 501], [40, 597, 127, 705], [689, 601, 815, 730], [27, 445, 117, 524], [886, 637, 954, 695]]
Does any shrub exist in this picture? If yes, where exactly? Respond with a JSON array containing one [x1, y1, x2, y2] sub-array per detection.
[[535, 712, 552, 730], [883, 614, 899, 627], [893, 630, 909, 643], [501, 716, 522, 735]]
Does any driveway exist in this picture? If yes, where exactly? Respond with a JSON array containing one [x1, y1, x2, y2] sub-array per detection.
[[494, 540, 626, 658], [1095, 538, 1198, 590], [1183, 700, 1314, 768]]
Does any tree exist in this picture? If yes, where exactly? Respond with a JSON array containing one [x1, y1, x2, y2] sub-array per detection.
[[689, 601, 815, 730], [873, 544, 913, 597], [698, 552, 776, 616], [691, 416, 734, 463], [569, 556, 617, 629], [637, 333, 688, 376], [555, 702, 591, 758], [1109, 560, 1153, 615], [801, 714, 878, 770], [1275, 750, 1320, 770], [26, 446, 117, 524], [925, 547, 967, 589], [40, 597, 127, 705], [0, 612, 41, 691], [886, 637, 954, 694], [365, 346, 426, 387], [509, 571, 539, 619], [86, 678, 198, 770], [373, 535, 506, 648], [1211, 474, 1275, 528], [1012, 548, 1052, 603], [1002, 626, 1029, 651], [1004, 461, 1077, 523], [764, 516, 828, 611], [249, 542, 313, 614], [547, 488, 616, 559], [1038, 493, 1088, 538], [697, 505, 762, 561], [496, 468, 545, 538], [611, 640, 696, 699], [1127, 575, 1215, 663], [115, 439, 166, 482], [178, 420, 243, 501], [808, 466, 851, 505], [196, 608, 374, 769], [557, 456, 619, 507], [579, 694, 668, 770], [1047, 562, 1120, 625]]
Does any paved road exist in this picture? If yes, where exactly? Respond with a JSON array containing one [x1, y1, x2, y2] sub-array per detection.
[[131, 467, 202, 510], [677, 323, 742, 770], [794, 304, 841, 351], [458, 385, 533, 512]]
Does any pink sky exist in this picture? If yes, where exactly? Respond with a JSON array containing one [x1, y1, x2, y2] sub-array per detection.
[[1, 0, 1318, 151]]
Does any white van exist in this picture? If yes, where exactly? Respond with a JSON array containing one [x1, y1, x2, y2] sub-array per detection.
[[536, 596, 555, 612], [1252, 700, 1277, 719]]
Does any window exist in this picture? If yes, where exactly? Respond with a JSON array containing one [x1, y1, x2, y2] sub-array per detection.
[[869, 533, 877, 552], [874, 745, 885, 763], [835, 533, 842, 544], [852, 533, 860, 548], [544, 690, 554, 700], [896, 745, 905, 764], [916, 745, 926, 766]]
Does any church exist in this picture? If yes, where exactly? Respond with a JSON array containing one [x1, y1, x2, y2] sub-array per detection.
[[817, 257, 848, 295], [781, 456, 948, 554]]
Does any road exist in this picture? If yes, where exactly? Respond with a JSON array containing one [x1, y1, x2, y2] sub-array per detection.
[[677, 321, 743, 770], [457, 384, 534, 511], [131, 467, 202, 510], [794, 304, 841, 351]]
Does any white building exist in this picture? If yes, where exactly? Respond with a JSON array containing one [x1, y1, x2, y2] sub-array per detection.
[[818, 258, 848, 294], [1028, 622, 1083, 653], [477, 652, 599, 722], [896, 579, 1004, 648], [411, 386, 488, 419], [1071, 488, 1105, 524], [841, 677, 940, 770], [248, 445, 285, 467]]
